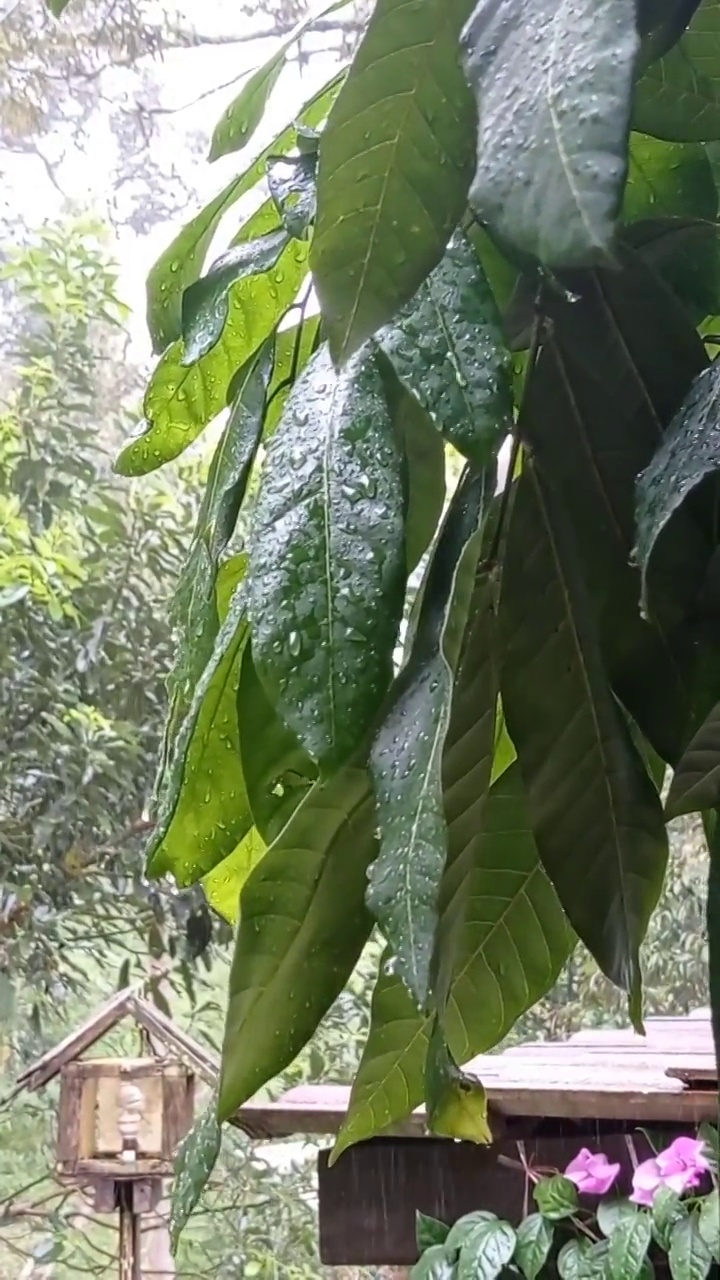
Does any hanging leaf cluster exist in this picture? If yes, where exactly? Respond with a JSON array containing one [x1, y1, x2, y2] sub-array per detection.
[[110, 0, 720, 1149]]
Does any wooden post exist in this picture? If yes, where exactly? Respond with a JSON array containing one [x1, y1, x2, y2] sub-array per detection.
[[118, 1183, 141, 1280]]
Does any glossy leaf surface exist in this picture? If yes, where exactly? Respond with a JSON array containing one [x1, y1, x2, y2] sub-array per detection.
[[170, 1092, 222, 1251], [250, 343, 406, 768], [391, 381, 446, 573], [367, 470, 491, 1004], [424, 1018, 491, 1143], [666, 700, 720, 815], [500, 462, 668, 1019], [635, 0, 720, 141], [380, 232, 512, 469], [514, 1214, 554, 1280], [608, 1212, 652, 1280], [181, 229, 289, 365], [219, 767, 376, 1118], [462, 0, 638, 266], [312, 0, 476, 363]]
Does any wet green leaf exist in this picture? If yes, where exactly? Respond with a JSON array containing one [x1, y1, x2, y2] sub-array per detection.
[[697, 1189, 719, 1260], [666, 699, 720, 815], [312, 0, 476, 363], [249, 343, 406, 769], [514, 1214, 554, 1280], [367, 470, 492, 1004], [446, 1214, 498, 1252], [557, 1239, 592, 1280], [424, 1017, 492, 1144], [637, 0, 704, 65], [116, 237, 309, 477], [635, 360, 720, 617], [500, 462, 668, 1021], [268, 150, 317, 239], [146, 78, 341, 354], [668, 1216, 713, 1280], [391, 381, 447, 573], [237, 643, 317, 843], [202, 827, 266, 923], [380, 232, 512, 469], [598, 1200, 640, 1239], [218, 766, 376, 1118], [417, 1212, 451, 1252], [624, 219, 720, 325], [622, 134, 717, 224], [181, 229, 289, 365], [635, 0, 720, 141], [608, 1212, 652, 1280], [534, 1176, 579, 1222], [170, 1092, 222, 1251], [457, 1219, 516, 1280], [652, 1188, 687, 1251], [332, 764, 570, 1158], [462, 0, 637, 266], [264, 312, 321, 438], [209, 0, 351, 162], [146, 582, 252, 885], [519, 251, 708, 765]]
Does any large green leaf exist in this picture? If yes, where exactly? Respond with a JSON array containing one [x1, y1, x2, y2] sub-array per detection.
[[147, 582, 252, 885], [622, 133, 717, 224], [249, 343, 406, 769], [635, 359, 720, 617], [624, 219, 720, 325], [265, 313, 322, 438], [635, 0, 720, 141], [208, 0, 352, 162], [237, 643, 317, 843], [170, 1092, 221, 1251], [390, 381, 446, 573], [332, 765, 571, 1158], [380, 232, 512, 469], [146, 78, 342, 354], [424, 1016, 491, 1143], [202, 827, 266, 923], [168, 350, 271, 722], [461, 0, 637, 267], [666, 700, 720, 815], [218, 767, 376, 1119], [367, 469, 491, 1006], [181, 229, 290, 365], [499, 461, 668, 1020], [518, 252, 709, 765], [116, 239, 309, 477], [311, 0, 476, 364], [636, 0, 704, 65]]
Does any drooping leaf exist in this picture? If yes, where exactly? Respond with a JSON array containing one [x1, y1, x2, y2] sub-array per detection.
[[367, 469, 492, 1004], [668, 1216, 713, 1280], [635, 359, 720, 617], [517, 251, 709, 764], [534, 1176, 579, 1222], [218, 767, 376, 1118], [390, 381, 447, 573], [514, 1215, 554, 1280], [461, 0, 638, 267], [635, 0, 720, 141], [268, 150, 317, 239], [202, 827, 266, 923], [170, 1092, 222, 1251], [637, 0, 704, 65], [146, 583, 252, 885], [264, 312, 322, 438], [332, 765, 571, 1158], [146, 77, 342, 354], [116, 241, 309, 477], [623, 219, 720, 325], [312, 0, 477, 363], [237, 643, 317, 843], [380, 231, 512, 469], [249, 343, 406, 769], [697, 1189, 720, 1260], [417, 1213, 451, 1252], [499, 461, 668, 1021], [666, 699, 720, 815], [181, 229, 290, 365], [168, 349, 272, 720], [209, 0, 352, 162], [608, 1212, 653, 1280], [424, 1016, 491, 1144], [457, 1220, 516, 1280]]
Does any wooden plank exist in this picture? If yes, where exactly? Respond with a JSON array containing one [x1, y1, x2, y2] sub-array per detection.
[[318, 1134, 662, 1266], [14, 988, 133, 1093]]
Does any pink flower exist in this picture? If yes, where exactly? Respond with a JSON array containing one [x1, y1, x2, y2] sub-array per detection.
[[631, 1137, 712, 1206], [564, 1148, 621, 1196]]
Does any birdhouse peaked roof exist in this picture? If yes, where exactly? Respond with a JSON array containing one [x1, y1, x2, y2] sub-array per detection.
[[4, 984, 219, 1105]]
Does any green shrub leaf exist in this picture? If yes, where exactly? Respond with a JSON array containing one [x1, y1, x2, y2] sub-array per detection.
[[249, 343, 406, 769], [170, 1092, 222, 1252], [312, 0, 476, 363], [668, 1215, 713, 1280], [462, 0, 637, 266], [514, 1214, 554, 1280], [534, 1175, 579, 1222], [456, 1219, 516, 1280], [635, 0, 720, 141], [181, 229, 290, 365], [380, 231, 512, 469], [608, 1211, 653, 1280], [666, 699, 720, 815]]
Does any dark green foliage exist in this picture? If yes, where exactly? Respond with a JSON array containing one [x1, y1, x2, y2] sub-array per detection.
[[110, 0, 720, 1183]]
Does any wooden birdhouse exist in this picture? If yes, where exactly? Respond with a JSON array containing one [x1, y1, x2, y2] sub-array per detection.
[[55, 1056, 194, 1185]]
